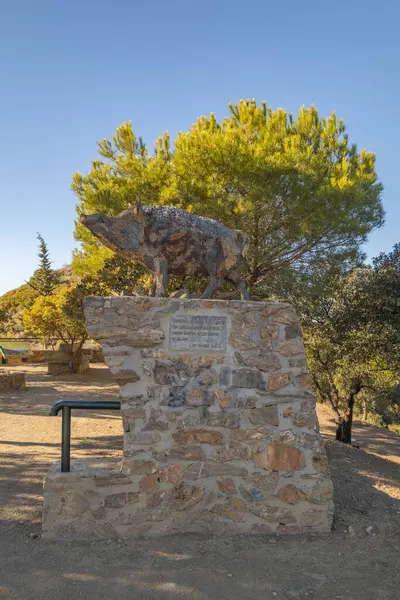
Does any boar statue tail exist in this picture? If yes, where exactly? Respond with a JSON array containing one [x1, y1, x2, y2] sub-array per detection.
[[233, 230, 250, 258]]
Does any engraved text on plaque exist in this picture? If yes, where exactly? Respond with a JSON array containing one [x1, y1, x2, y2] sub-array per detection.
[[169, 315, 227, 351]]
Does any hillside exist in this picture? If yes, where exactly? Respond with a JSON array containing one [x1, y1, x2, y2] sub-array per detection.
[[0, 266, 76, 337]]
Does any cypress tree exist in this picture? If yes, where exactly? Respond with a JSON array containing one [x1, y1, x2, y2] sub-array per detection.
[[28, 233, 59, 296]]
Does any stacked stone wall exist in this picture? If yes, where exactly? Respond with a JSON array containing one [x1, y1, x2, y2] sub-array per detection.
[[0, 369, 26, 392], [43, 298, 333, 538]]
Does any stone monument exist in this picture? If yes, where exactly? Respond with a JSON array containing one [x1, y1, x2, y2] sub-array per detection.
[[42, 204, 333, 538], [42, 296, 334, 538]]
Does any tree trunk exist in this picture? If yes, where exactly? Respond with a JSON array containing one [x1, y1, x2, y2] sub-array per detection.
[[361, 398, 368, 421], [67, 338, 87, 373], [335, 415, 353, 444], [68, 342, 81, 373], [335, 385, 360, 445], [68, 349, 78, 373]]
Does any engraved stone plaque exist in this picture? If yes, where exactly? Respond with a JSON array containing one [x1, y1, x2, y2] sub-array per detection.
[[169, 315, 227, 351]]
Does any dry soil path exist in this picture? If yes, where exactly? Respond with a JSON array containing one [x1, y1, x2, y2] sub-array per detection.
[[0, 364, 399, 600]]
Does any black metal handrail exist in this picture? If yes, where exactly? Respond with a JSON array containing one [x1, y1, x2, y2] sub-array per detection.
[[49, 400, 121, 472]]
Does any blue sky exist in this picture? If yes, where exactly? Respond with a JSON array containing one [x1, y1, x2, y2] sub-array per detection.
[[0, 0, 399, 295]]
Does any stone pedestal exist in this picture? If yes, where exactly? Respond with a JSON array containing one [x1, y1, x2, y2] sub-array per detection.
[[42, 298, 334, 538], [46, 344, 91, 375], [0, 369, 26, 392]]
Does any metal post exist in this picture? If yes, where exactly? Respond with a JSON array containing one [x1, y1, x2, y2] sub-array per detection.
[[61, 406, 71, 472], [49, 400, 120, 472]]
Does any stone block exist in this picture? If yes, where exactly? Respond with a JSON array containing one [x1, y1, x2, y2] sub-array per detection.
[[95, 473, 133, 487], [285, 324, 302, 339], [172, 428, 223, 445], [168, 483, 205, 511], [297, 508, 325, 527], [289, 356, 308, 369], [231, 427, 274, 442], [244, 353, 282, 372], [308, 478, 334, 504], [262, 304, 297, 324], [141, 347, 165, 359], [153, 360, 192, 386], [251, 471, 279, 493], [229, 315, 260, 351], [186, 462, 248, 480], [0, 371, 26, 392], [211, 503, 245, 522], [299, 373, 313, 389], [139, 474, 159, 492], [210, 441, 252, 462], [219, 367, 231, 386], [275, 485, 307, 505], [205, 409, 241, 429], [137, 431, 162, 445], [122, 460, 157, 475], [276, 339, 304, 357], [104, 493, 128, 508], [238, 485, 264, 502], [176, 355, 222, 369], [312, 454, 329, 473], [142, 408, 169, 431], [185, 387, 209, 406], [249, 406, 279, 426], [292, 399, 317, 428], [176, 410, 202, 430], [146, 490, 167, 508], [212, 389, 233, 408], [231, 368, 264, 389], [112, 368, 141, 385], [122, 406, 147, 419], [267, 373, 292, 391], [168, 446, 205, 461], [217, 478, 237, 495], [249, 504, 296, 524], [196, 369, 218, 385], [230, 395, 257, 409], [120, 327, 165, 347], [158, 464, 185, 484], [255, 442, 305, 471]]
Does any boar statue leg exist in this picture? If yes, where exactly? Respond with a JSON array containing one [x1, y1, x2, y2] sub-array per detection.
[[150, 277, 157, 297], [202, 276, 221, 299], [226, 269, 249, 300], [201, 250, 222, 298], [154, 258, 169, 297]]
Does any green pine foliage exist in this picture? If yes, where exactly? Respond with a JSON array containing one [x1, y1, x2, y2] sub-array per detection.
[[27, 234, 59, 297], [72, 100, 384, 299]]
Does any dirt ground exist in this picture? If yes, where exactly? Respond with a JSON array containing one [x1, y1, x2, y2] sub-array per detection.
[[0, 364, 399, 600]]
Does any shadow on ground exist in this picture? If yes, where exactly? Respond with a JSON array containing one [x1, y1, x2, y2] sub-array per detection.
[[326, 440, 399, 531], [0, 364, 120, 419]]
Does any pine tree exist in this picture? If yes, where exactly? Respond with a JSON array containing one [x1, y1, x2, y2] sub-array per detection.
[[27, 234, 59, 296], [72, 102, 383, 296]]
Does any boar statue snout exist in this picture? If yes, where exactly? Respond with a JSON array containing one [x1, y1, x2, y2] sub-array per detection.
[[80, 213, 106, 228]]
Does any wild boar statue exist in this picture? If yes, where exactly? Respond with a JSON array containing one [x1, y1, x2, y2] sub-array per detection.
[[80, 202, 249, 299]]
